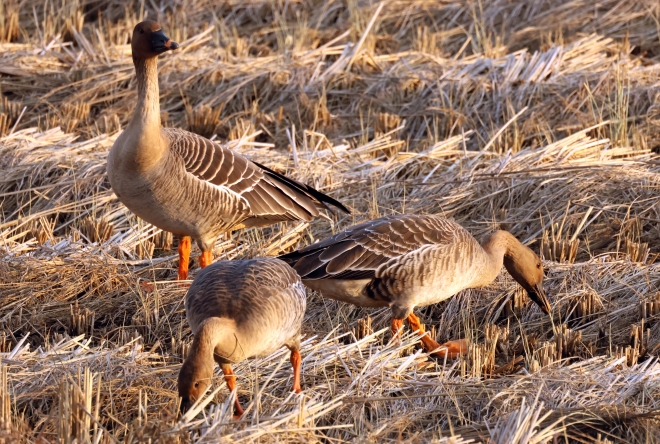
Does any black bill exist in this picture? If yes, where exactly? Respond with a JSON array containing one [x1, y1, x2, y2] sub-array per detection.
[[151, 29, 180, 53], [527, 283, 552, 315]]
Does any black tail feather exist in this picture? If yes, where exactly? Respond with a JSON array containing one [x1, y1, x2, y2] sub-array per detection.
[[277, 249, 315, 268], [252, 161, 350, 215]]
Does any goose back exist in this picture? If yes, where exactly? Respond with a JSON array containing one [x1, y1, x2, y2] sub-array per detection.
[[185, 258, 306, 359]]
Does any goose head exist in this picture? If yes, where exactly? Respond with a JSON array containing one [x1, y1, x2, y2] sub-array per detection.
[[503, 244, 552, 315], [177, 356, 213, 414], [132, 20, 179, 59]]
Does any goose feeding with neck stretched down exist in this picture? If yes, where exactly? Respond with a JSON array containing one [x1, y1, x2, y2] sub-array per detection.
[[107, 21, 349, 280], [279, 214, 552, 358], [178, 258, 306, 418]]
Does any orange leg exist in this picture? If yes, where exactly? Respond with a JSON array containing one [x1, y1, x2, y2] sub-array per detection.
[[391, 318, 405, 343], [177, 236, 191, 280], [221, 364, 244, 419], [199, 250, 213, 269], [407, 313, 467, 359], [290, 349, 302, 393]]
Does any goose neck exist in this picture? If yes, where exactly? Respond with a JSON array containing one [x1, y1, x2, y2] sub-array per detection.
[[187, 335, 215, 370], [132, 56, 161, 127], [477, 230, 516, 287], [192, 318, 240, 362]]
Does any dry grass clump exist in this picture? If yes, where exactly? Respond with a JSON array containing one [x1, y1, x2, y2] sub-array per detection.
[[2, 0, 660, 441]]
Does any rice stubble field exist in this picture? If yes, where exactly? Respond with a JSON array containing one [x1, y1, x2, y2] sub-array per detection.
[[2, 0, 660, 442]]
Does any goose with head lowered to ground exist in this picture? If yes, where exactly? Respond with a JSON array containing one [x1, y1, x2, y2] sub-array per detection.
[[279, 214, 552, 357], [177, 258, 306, 418], [107, 21, 349, 280]]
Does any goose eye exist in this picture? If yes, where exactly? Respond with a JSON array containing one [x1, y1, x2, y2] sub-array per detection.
[[194, 382, 199, 388], [139, 28, 144, 34], [536, 263, 541, 268]]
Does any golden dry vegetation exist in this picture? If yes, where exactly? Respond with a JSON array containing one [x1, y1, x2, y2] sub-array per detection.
[[2, 0, 660, 442]]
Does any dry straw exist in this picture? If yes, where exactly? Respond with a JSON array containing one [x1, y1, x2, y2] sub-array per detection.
[[1, 0, 660, 441]]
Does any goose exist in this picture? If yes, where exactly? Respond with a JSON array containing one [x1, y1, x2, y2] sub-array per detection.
[[279, 214, 551, 358], [178, 257, 306, 417], [107, 21, 349, 280]]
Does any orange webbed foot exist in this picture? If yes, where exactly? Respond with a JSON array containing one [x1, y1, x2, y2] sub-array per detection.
[[406, 313, 467, 358], [232, 402, 244, 420], [427, 338, 468, 359], [139, 281, 155, 293]]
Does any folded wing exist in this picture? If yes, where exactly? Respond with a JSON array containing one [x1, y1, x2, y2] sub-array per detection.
[[279, 214, 465, 280], [164, 128, 349, 226]]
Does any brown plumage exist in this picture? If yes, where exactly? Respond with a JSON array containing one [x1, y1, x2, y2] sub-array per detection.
[[177, 258, 306, 417], [279, 214, 551, 358], [106, 21, 349, 280]]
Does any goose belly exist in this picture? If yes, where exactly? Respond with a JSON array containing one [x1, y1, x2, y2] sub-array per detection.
[[381, 264, 476, 309], [303, 279, 389, 308], [214, 326, 294, 363], [220, 306, 303, 361], [249, 329, 296, 357], [406, 279, 469, 308]]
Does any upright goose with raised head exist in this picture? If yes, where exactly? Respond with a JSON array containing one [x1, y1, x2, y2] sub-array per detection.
[[178, 258, 306, 417], [279, 214, 552, 357], [107, 21, 349, 280]]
